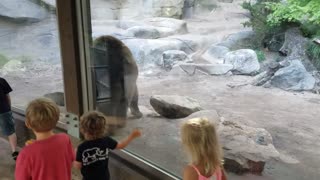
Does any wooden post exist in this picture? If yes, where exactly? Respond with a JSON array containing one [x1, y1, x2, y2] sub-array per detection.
[[56, 0, 83, 116]]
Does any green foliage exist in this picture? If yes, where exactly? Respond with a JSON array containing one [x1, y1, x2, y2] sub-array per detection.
[[300, 22, 320, 38], [242, 0, 282, 48], [306, 38, 320, 70], [255, 50, 266, 62], [266, 0, 320, 27], [0, 53, 9, 68]]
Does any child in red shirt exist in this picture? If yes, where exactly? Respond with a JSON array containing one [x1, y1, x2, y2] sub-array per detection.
[[15, 98, 75, 180]]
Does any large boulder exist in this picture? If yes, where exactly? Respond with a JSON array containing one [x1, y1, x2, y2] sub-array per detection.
[[279, 28, 316, 72], [117, 20, 145, 30], [123, 38, 194, 67], [150, 95, 202, 118], [0, 0, 48, 22], [118, 18, 188, 38], [124, 26, 161, 39], [0, 60, 26, 76], [42, 0, 56, 8], [182, 110, 281, 174], [218, 31, 256, 50], [202, 45, 230, 64], [224, 49, 260, 75], [162, 50, 191, 70], [182, 0, 196, 18], [270, 60, 316, 91], [177, 63, 233, 75], [221, 120, 280, 174], [252, 62, 285, 87], [143, 0, 185, 18], [144, 18, 188, 36]]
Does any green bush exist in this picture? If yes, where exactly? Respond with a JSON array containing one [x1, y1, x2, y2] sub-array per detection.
[[266, 0, 320, 27], [242, 0, 283, 48], [255, 50, 266, 62], [306, 38, 320, 70], [300, 22, 320, 38], [0, 54, 9, 68]]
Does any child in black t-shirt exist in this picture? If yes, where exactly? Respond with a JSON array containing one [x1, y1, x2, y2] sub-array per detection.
[[74, 111, 141, 180], [0, 77, 19, 160]]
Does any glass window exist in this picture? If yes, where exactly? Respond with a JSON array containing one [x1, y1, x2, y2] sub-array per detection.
[[0, 0, 63, 110], [82, 0, 320, 179]]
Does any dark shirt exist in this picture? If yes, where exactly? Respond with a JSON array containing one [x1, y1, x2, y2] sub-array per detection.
[[0, 78, 12, 114], [76, 136, 118, 180]]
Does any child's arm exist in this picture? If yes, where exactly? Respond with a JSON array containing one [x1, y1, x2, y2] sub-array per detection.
[[73, 161, 82, 169], [116, 129, 141, 149], [73, 148, 82, 169]]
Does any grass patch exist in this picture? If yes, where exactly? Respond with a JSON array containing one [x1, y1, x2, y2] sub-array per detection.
[[255, 50, 266, 62], [0, 54, 9, 68], [306, 38, 320, 70]]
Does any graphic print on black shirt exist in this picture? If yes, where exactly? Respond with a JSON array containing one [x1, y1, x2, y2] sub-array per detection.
[[0, 78, 12, 114], [82, 147, 110, 166], [76, 136, 118, 180]]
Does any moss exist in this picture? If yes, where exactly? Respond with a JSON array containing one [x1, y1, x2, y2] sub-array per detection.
[[306, 38, 320, 70], [0, 54, 9, 68], [255, 50, 266, 62]]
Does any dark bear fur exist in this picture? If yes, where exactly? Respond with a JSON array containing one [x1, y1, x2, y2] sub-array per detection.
[[93, 35, 142, 121]]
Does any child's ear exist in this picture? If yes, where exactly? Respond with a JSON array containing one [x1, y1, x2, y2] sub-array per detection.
[[25, 120, 31, 129]]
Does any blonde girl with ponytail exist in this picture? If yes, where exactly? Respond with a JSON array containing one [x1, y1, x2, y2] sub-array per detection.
[[181, 118, 226, 180]]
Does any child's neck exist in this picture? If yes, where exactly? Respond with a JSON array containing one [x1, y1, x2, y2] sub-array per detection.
[[34, 130, 55, 141]]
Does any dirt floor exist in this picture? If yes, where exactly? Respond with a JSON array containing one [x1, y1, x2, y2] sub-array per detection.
[[114, 72, 320, 180]]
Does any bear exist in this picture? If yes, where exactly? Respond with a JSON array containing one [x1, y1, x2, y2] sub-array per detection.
[[92, 35, 143, 124]]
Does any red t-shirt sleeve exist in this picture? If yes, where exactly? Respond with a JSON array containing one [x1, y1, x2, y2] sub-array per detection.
[[64, 134, 75, 162], [15, 151, 31, 180]]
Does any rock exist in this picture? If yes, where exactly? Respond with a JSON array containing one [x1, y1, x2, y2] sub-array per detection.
[[0, 0, 48, 22], [44, 92, 65, 106], [144, 18, 188, 35], [252, 62, 284, 86], [279, 28, 316, 72], [196, 64, 233, 75], [182, 0, 196, 18], [218, 0, 234, 2], [163, 50, 190, 70], [178, 63, 197, 75], [182, 110, 281, 174], [41, 0, 56, 8], [36, 0, 56, 11], [270, 60, 316, 91], [170, 63, 233, 75], [263, 33, 285, 52], [169, 34, 216, 52], [125, 26, 161, 39], [194, 0, 218, 14], [150, 95, 202, 118], [123, 38, 194, 67], [218, 31, 256, 50], [224, 49, 260, 75], [202, 45, 230, 64], [0, 60, 25, 76], [143, 0, 185, 18], [118, 18, 188, 38], [117, 20, 145, 30], [221, 120, 280, 174]]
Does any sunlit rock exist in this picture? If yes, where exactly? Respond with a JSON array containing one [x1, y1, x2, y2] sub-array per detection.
[[150, 95, 202, 118]]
